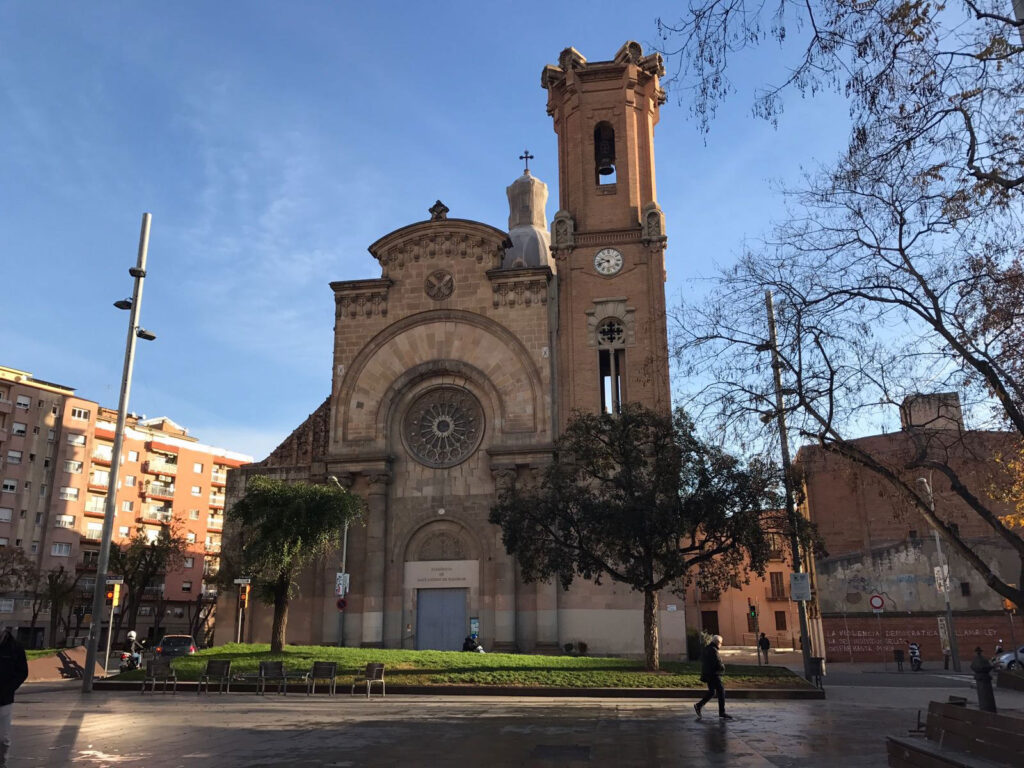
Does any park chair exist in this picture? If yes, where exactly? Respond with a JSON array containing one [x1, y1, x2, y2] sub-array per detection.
[[257, 660, 289, 695], [304, 661, 338, 695], [351, 662, 385, 698], [142, 657, 177, 695], [198, 659, 232, 694]]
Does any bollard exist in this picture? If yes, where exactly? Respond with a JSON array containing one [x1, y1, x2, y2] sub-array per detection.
[[970, 647, 997, 713]]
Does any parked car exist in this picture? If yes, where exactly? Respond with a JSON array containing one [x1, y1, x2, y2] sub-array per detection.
[[993, 645, 1024, 670], [154, 634, 197, 658]]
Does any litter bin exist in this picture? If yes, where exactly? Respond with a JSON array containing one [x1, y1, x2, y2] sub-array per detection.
[[810, 657, 826, 689]]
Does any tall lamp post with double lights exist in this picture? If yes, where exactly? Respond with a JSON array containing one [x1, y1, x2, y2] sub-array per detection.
[[82, 213, 157, 693], [916, 476, 962, 672], [757, 289, 814, 682]]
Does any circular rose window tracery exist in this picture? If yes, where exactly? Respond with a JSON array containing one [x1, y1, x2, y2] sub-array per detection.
[[403, 388, 484, 468]]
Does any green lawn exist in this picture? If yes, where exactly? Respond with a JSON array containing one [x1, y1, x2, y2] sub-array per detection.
[[120, 643, 811, 689], [26, 648, 59, 661]]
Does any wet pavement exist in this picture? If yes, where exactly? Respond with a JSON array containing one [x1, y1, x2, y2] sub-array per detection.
[[12, 682, 1024, 766]]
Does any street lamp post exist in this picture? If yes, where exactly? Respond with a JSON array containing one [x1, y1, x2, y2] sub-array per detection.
[[917, 477, 962, 672], [760, 289, 815, 682], [82, 213, 157, 692], [329, 475, 350, 647]]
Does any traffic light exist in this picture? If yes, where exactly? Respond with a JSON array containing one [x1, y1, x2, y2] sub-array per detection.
[[239, 583, 249, 608], [105, 588, 115, 605], [748, 602, 757, 619]]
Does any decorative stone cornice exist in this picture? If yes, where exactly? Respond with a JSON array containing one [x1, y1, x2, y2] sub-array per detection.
[[331, 278, 392, 319], [487, 267, 550, 308], [368, 220, 510, 277]]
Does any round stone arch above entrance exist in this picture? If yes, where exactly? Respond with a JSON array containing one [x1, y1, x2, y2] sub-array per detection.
[[402, 520, 481, 651]]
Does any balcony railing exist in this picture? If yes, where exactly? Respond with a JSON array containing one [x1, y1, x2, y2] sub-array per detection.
[[211, 471, 228, 486], [765, 587, 789, 601], [143, 458, 178, 476], [204, 542, 221, 553], [55, 516, 76, 529], [140, 510, 172, 524], [208, 494, 225, 509], [143, 482, 175, 500], [92, 450, 113, 464], [206, 517, 223, 531]]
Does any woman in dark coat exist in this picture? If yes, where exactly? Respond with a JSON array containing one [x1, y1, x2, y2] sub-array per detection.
[[694, 634, 732, 720]]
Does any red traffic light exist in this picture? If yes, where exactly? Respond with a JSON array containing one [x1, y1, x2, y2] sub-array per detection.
[[105, 590, 115, 604]]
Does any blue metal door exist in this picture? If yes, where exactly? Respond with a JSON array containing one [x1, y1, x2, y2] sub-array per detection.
[[416, 588, 467, 650]]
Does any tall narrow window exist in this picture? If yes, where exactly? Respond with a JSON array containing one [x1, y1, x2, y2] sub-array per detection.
[[597, 318, 626, 414], [594, 122, 616, 184]]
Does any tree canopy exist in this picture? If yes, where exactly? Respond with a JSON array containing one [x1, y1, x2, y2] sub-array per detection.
[[229, 475, 362, 652], [489, 404, 788, 670], [664, 0, 1024, 611]]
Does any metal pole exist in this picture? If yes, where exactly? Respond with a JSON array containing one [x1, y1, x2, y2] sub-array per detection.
[[917, 477, 962, 673], [103, 595, 117, 673], [83, 213, 152, 692], [763, 290, 814, 682], [236, 593, 243, 644], [329, 476, 349, 647]]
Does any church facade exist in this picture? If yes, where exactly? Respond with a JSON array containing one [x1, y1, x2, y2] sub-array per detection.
[[221, 42, 681, 655]]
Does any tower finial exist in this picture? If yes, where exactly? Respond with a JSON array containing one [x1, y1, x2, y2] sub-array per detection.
[[519, 149, 534, 174]]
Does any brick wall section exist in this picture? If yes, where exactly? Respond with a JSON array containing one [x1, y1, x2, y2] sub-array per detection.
[[822, 613, 1018, 663]]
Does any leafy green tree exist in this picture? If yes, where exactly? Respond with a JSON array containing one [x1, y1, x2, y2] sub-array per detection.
[[489, 404, 787, 671], [109, 523, 188, 642], [229, 475, 362, 653]]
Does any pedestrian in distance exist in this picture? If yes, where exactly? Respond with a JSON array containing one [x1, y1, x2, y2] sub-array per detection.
[[694, 634, 732, 720], [0, 627, 28, 768], [757, 632, 771, 665]]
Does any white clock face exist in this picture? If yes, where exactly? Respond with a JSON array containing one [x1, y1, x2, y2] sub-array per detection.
[[594, 248, 623, 276]]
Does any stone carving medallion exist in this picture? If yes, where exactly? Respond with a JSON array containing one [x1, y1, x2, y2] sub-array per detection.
[[403, 388, 484, 468], [424, 270, 455, 301]]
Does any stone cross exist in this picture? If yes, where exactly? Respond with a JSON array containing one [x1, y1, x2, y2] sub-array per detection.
[[519, 149, 534, 172]]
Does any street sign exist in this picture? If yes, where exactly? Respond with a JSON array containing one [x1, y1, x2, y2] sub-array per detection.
[[937, 616, 951, 653], [233, 578, 251, 585], [105, 578, 124, 585], [869, 594, 884, 612], [336, 597, 347, 612], [790, 573, 811, 602], [335, 572, 350, 597]]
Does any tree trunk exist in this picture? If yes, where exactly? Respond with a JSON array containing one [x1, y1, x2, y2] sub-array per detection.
[[270, 575, 290, 654], [643, 588, 660, 671]]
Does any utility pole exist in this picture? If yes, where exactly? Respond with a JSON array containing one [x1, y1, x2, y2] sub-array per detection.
[[761, 289, 814, 682], [329, 476, 350, 647], [917, 477, 962, 672], [83, 214, 154, 692]]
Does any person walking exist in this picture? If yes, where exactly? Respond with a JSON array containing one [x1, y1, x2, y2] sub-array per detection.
[[0, 628, 28, 768], [757, 632, 771, 665], [694, 634, 732, 720]]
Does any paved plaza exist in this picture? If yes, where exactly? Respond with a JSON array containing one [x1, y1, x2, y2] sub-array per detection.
[[11, 677, 1024, 767]]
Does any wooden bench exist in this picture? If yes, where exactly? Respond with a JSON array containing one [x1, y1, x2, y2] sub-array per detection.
[[141, 657, 177, 695], [887, 701, 1024, 767]]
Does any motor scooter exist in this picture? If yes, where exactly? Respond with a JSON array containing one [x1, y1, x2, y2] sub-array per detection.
[[118, 650, 141, 672]]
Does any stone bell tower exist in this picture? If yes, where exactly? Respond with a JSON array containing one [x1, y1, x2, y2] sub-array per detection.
[[542, 42, 671, 427]]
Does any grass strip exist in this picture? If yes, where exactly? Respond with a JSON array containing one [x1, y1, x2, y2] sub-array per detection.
[[118, 643, 812, 689]]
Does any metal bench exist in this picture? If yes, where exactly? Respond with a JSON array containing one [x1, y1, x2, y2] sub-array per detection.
[[304, 661, 338, 696], [142, 657, 177, 695], [351, 662, 385, 698], [887, 700, 1024, 767], [257, 660, 288, 695], [198, 659, 232, 694]]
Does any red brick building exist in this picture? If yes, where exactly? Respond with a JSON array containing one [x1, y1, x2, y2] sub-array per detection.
[[0, 364, 250, 647]]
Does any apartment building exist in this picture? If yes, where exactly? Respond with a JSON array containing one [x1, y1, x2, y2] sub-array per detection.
[[0, 365, 251, 647]]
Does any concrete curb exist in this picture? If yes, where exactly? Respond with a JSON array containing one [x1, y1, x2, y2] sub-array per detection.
[[92, 679, 825, 699]]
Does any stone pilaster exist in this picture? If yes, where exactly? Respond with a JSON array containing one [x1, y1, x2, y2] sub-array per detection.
[[361, 471, 390, 647]]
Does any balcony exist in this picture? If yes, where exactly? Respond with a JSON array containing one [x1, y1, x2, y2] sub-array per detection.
[[765, 587, 789, 601], [142, 482, 175, 501], [767, 549, 786, 561], [92, 449, 113, 465], [55, 516, 76, 529], [206, 517, 223, 532], [87, 479, 109, 493], [210, 471, 228, 487], [204, 542, 221, 553], [143, 458, 178, 476], [208, 495, 225, 510], [84, 502, 106, 517], [0, 399, 11, 414], [699, 591, 721, 602], [140, 511, 172, 525]]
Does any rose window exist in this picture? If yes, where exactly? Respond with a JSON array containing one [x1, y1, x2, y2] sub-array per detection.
[[403, 388, 484, 468], [597, 318, 625, 347]]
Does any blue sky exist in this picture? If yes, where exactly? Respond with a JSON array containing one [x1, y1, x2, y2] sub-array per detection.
[[1, 2, 848, 460]]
